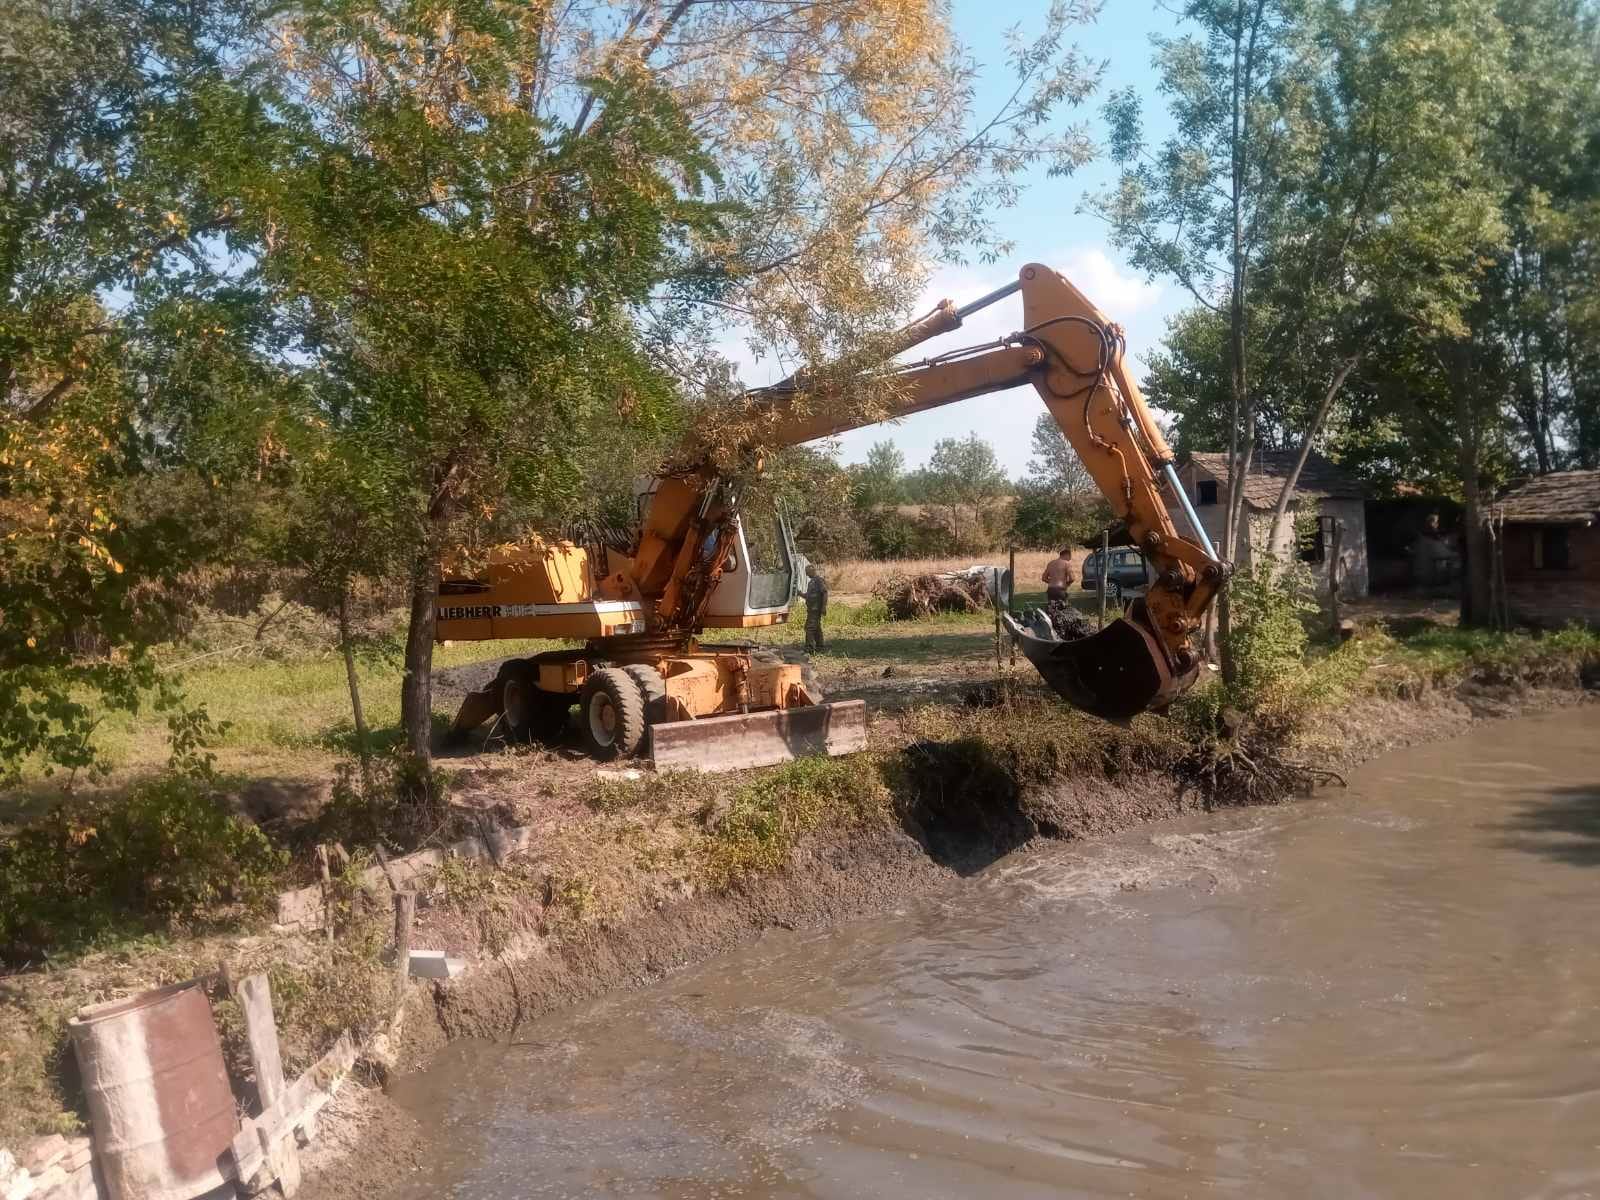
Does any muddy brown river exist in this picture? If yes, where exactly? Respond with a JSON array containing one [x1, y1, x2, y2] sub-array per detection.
[[388, 707, 1600, 1198]]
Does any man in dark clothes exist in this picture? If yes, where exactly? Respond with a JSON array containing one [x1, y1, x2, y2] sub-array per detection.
[[803, 563, 828, 652]]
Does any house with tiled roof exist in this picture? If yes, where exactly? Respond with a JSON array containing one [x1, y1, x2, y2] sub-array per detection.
[[1168, 450, 1370, 595], [1491, 470, 1600, 624]]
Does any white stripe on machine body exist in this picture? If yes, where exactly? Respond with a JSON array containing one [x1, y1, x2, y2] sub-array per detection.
[[437, 600, 646, 620]]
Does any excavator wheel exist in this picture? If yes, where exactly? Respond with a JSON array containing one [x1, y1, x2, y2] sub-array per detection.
[[620, 664, 669, 726], [579, 667, 648, 760], [498, 661, 571, 745]]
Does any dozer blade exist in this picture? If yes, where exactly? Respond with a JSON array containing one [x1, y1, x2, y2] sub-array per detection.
[[648, 700, 868, 773], [1003, 601, 1198, 725]]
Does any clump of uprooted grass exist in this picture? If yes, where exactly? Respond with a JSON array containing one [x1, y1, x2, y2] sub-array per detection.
[[701, 755, 893, 886]]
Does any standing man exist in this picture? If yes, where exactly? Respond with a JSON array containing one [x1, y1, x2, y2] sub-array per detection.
[[803, 563, 829, 653], [1041, 548, 1076, 604]]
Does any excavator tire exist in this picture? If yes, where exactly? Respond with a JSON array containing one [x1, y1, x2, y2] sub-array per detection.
[[498, 660, 570, 745], [579, 667, 648, 760], [620, 664, 668, 726]]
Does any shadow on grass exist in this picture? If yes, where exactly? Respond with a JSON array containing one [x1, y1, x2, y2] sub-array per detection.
[[313, 712, 455, 758], [1381, 615, 1456, 640], [1495, 784, 1600, 867], [817, 629, 1001, 667]]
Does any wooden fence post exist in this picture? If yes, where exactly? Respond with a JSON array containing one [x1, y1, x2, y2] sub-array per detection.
[[1329, 519, 1344, 635], [393, 891, 416, 986], [239, 973, 301, 1195], [1097, 529, 1109, 629]]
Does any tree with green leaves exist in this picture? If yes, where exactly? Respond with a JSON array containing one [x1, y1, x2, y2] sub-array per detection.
[[1103, 0, 1525, 633], [0, 0, 265, 781], [1011, 411, 1112, 548], [848, 441, 908, 512], [1025, 410, 1097, 501], [175, 0, 727, 761], [918, 435, 1009, 553]]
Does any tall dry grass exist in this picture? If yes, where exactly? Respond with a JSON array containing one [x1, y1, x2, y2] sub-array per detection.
[[822, 549, 1085, 596]]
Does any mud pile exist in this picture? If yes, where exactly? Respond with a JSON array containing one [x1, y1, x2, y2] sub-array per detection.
[[1041, 600, 1095, 641]]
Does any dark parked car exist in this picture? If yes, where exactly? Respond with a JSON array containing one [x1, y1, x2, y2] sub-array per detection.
[[1080, 547, 1155, 600]]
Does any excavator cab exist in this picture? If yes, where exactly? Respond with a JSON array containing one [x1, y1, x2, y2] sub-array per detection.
[[701, 496, 800, 625]]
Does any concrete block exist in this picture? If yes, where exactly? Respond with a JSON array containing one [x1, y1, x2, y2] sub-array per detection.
[[406, 950, 465, 979], [25, 1168, 64, 1198], [21, 1140, 64, 1174], [60, 1144, 90, 1175]]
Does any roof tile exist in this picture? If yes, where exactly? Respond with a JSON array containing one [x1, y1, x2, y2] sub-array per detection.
[[1493, 470, 1600, 524], [1186, 450, 1366, 509]]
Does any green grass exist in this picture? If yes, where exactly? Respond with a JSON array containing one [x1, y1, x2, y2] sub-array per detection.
[[1388, 622, 1600, 670], [58, 637, 558, 779]]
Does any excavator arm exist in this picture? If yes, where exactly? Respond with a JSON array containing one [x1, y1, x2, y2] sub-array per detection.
[[739, 262, 1228, 722]]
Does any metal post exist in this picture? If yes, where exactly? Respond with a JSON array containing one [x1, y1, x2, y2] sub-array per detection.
[[1007, 545, 1017, 667], [1097, 529, 1109, 630]]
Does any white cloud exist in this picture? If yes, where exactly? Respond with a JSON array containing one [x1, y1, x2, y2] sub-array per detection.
[[1055, 246, 1166, 320]]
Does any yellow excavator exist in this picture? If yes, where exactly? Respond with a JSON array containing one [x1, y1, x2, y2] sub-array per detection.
[[436, 263, 1227, 770]]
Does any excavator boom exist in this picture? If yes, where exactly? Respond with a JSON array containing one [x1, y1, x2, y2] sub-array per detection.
[[742, 263, 1227, 721], [437, 261, 1226, 769]]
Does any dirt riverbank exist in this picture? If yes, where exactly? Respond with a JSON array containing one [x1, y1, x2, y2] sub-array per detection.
[[296, 667, 1595, 1200]]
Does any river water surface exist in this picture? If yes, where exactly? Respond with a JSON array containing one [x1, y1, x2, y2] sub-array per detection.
[[389, 707, 1600, 1198]]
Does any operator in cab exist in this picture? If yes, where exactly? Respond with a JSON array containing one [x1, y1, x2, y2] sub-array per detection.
[[1041, 548, 1076, 604], [803, 563, 829, 653]]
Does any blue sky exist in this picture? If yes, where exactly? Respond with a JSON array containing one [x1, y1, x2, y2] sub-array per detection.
[[795, 0, 1189, 477]]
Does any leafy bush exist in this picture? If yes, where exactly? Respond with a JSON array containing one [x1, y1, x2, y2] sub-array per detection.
[[1223, 561, 1319, 707], [0, 775, 288, 964], [1008, 486, 1111, 550], [861, 509, 926, 558], [1172, 561, 1324, 739], [311, 748, 449, 852]]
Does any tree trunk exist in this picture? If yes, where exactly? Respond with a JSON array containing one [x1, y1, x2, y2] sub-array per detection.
[[400, 544, 442, 761], [1562, 325, 1598, 468], [338, 585, 370, 762], [1452, 376, 1493, 626], [1264, 355, 1360, 560]]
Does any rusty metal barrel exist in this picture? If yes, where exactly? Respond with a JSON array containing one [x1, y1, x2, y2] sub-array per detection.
[[69, 979, 236, 1200]]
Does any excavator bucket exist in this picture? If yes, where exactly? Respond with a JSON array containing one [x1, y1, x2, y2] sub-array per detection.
[[648, 700, 868, 773], [1003, 600, 1199, 725]]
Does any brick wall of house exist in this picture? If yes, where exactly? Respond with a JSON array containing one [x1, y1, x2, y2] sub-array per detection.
[[1503, 523, 1600, 582]]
